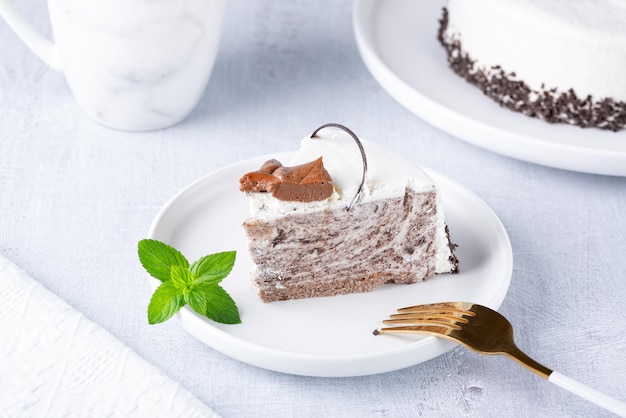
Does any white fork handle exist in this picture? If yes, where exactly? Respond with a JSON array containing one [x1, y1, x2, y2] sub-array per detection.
[[549, 371, 626, 417]]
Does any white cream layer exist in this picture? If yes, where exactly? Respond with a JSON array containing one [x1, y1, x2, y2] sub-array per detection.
[[246, 129, 435, 215], [245, 128, 454, 273], [445, 0, 626, 102]]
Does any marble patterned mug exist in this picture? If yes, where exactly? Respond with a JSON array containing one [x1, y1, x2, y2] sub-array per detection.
[[0, 0, 226, 131]]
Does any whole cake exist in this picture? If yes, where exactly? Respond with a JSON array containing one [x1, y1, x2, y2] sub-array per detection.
[[239, 124, 458, 302], [438, 0, 626, 131]]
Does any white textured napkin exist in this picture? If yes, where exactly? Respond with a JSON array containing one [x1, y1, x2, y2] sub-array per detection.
[[0, 255, 219, 418]]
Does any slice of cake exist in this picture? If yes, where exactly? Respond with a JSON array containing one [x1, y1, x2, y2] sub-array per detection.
[[240, 124, 458, 302], [439, 0, 626, 131]]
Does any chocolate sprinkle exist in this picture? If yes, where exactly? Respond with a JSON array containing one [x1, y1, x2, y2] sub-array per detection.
[[437, 8, 626, 131]]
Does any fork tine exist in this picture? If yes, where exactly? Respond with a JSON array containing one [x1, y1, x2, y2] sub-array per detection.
[[386, 313, 469, 324], [374, 302, 476, 339], [383, 315, 466, 330], [386, 302, 474, 325], [374, 324, 457, 336], [381, 319, 462, 330], [377, 308, 467, 335], [397, 301, 475, 317]]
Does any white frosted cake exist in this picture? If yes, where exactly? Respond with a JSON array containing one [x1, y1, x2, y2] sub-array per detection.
[[439, 0, 626, 131], [239, 124, 458, 302]]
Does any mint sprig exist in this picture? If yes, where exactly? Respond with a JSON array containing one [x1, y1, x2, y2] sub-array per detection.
[[138, 239, 241, 325]]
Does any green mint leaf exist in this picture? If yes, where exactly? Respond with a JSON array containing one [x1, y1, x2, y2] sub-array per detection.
[[147, 280, 185, 324], [185, 289, 208, 316], [139, 239, 240, 325], [194, 283, 241, 324], [138, 239, 189, 282], [170, 265, 193, 289], [190, 251, 236, 285]]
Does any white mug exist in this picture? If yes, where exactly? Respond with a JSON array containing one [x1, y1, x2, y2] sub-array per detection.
[[0, 0, 226, 131]]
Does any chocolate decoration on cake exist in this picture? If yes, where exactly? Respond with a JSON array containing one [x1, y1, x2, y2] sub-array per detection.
[[239, 157, 334, 202], [438, 8, 626, 131], [310, 123, 368, 211]]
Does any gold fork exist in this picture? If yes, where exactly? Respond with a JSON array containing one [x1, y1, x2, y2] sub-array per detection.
[[375, 302, 626, 417]]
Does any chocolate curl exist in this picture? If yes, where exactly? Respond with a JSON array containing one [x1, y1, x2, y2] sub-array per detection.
[[310, 123, 368, 211]]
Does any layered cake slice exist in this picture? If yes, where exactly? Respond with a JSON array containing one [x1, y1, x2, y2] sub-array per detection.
[[239, 124, 458, 302]]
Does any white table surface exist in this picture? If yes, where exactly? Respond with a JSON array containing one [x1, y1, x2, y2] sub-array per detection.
[[2, 1, 626, 417]]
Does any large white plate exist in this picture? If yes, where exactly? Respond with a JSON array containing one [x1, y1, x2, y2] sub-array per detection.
[[353, 0, 626, 176], [147, 153, 512, 377]]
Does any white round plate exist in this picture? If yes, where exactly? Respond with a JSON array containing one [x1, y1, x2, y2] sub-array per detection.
[[147, 153, 512, 377], [353, 0, 626, 176]]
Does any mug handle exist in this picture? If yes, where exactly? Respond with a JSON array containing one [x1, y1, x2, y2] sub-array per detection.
[[0, 0, 62, 70]]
